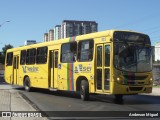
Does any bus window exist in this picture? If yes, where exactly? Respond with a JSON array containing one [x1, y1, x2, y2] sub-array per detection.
[[36, 47, 48, 64], [78, 39, 94, 61], [105, 45, 110, 66], [97, 46, 102, 67], [6, 52, 13, 66], [61, 42, 77, 63], [13, 57, 17, 69], [20, 50, 26, 65], [26, 48, 36, 64], [49, 51, 54, 68], [55, 51, 58, 68]]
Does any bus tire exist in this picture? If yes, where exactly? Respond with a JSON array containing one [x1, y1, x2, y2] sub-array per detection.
[[80, 80, 89, 101], [24, 77, 31, 92]]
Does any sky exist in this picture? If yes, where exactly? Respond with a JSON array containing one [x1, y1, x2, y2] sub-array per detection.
[[0, 0, 160, 49]]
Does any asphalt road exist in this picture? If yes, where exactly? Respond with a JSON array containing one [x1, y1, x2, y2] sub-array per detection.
[[1, 81, 160, 118], [15, 87, 160, 114]]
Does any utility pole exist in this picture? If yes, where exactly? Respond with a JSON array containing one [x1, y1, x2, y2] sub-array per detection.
[[0, 21, 10, 27], [0, 21, 11, 64]]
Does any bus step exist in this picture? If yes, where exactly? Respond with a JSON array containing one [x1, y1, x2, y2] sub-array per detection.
[[49, 88, 58, 91]]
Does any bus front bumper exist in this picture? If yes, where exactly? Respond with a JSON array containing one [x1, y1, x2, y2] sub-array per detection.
[[112, 83, 152, 95]]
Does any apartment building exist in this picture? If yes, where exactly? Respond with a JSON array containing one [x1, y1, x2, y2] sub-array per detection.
[[44, 33, 49, 42], [61, 20, 98, 39], [48, 29, 54, 41], [44, 20, 98, 41], [54, 25, 61, 40]]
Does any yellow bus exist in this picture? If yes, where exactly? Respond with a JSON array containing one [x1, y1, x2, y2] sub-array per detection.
[[5, 30, 153, 101]]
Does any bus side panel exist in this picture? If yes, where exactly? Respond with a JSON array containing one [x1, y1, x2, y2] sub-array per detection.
[[18, 65, 25, 86], [58, 62, 95, 92], [74, 62, 95, 93], [21, 64, 48, 89], [58, 63, 69, 90], [36, 64, 48, 89], [5, 66, 13, 84]]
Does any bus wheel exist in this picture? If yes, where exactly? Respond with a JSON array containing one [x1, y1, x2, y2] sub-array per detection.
[[80, 80, 89, 101], [24, 77, 31, 92]]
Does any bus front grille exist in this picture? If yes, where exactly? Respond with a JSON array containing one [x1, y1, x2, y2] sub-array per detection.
[[129, 87, 143, 91], [123, 75, 148, 80]]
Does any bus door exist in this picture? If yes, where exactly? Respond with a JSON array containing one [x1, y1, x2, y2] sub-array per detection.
[[49, 50, 59, 88], [13, 55, 19, 85], [96, 43, 111, 92]]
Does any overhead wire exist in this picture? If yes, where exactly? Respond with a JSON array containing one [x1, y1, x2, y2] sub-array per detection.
[[111, 12, 160, 41], [113, 13, 157, 29]]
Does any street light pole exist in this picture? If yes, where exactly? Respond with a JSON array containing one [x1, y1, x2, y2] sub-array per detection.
[[0, 20, 10, 50], [0, 20, 11, 52], [0, 20, 10, 62], [0, 21, 10, 27]]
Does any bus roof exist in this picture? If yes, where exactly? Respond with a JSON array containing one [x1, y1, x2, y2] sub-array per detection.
[[6, 29, 148, 52]]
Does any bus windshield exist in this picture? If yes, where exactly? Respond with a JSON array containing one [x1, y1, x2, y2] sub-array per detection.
[[113, 32, 152, 72]]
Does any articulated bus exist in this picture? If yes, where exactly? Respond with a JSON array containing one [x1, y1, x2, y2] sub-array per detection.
[[5, 30, 153, 101]]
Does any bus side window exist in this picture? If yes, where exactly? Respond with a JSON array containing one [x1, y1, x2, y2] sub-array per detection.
[[105, 45, 110, 66], [78, 39, 94, 61], [13, 57, 17, 69], [26, 48, 36, 64], [6, 52, 13, 66], [36, 47, 48, 64], [55, 51, 58, 68], [20, 50, 26, 65], [61, 42, 77, 63]]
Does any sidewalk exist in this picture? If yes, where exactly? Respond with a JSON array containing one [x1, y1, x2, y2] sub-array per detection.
[[147, 87, 160, 96], [0, 82, 48, 120]]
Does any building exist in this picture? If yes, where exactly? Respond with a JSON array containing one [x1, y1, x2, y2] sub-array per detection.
[[43, 20, 98, 41], [155, 42, 160, 61], [74, 22, 81, 36], [61, 21, 74, 38], [61, 20, 98, 39], [24, 40, 36, 45], [54, 25, 61, 40], [44, 33, 49, 42], [48, 29, 54, 41], [91, 22, 98, 32], [81, 22, 98, 34]]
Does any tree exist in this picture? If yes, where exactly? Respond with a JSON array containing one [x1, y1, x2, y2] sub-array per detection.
[[2, 44, 13, 55], [0, 44, 13, 64]]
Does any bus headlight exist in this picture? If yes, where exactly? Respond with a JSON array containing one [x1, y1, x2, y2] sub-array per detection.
[[117, 77, 123, 84], [149, 77, 153, 84], [117, 77, 120, 81]]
